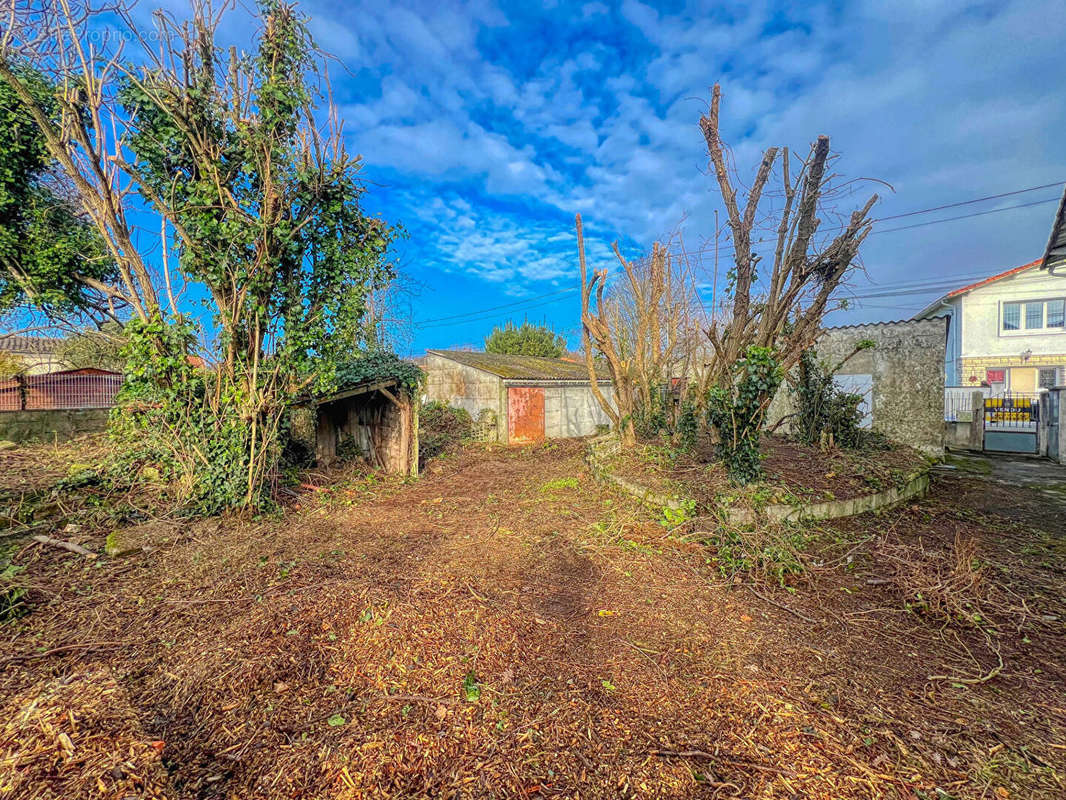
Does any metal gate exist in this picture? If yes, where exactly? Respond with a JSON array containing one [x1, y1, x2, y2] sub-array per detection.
[[984, 394, 1039, 454]]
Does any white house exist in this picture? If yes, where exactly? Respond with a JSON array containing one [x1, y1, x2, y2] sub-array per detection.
[[915, 260, 1066, 393]]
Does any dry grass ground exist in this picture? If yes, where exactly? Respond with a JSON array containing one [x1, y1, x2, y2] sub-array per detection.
[[1, 438, 1064, 799]]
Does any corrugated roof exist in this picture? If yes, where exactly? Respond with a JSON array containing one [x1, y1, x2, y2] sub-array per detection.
[[0, 335, 60, 354], [1040, 185, 1066, 275], [427, 350, 608, 381], [914, 259, 1041, 319]]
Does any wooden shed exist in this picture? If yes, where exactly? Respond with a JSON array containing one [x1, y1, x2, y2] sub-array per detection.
[[306, 378, 418, 476]]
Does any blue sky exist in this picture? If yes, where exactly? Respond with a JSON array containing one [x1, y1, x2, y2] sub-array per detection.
[[146, 0, 1066, 354]]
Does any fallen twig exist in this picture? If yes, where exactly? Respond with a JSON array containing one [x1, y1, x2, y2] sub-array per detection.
[[31, 534, 96, 558], [0, 640, 123, 667], [745, 585, 819, 625]]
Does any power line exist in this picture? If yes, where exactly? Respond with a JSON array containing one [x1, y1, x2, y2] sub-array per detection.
[[415, 292, 578, 330], [411, 182, 1064, 333], [872, 181, 1066, 222], [669, 182, 1064, 259], [870, 196, 1059, 235], [414, 286, 577, 326]]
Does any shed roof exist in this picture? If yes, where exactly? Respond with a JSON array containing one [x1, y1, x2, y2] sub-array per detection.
[[0, 335, 60, 354], [1040, 185, 1066, 275], [427, 350, 608, 381]]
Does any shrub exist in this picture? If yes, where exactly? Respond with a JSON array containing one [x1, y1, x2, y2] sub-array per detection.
[[793, 343, 877, 450], [418, 401, 473, 466], [705, 346, 783, 484]]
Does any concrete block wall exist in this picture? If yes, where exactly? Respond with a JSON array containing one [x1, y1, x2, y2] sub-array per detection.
[[0, 408, 109, 443], [422, 353, 505, 441], [543, 385, 614, 438], [766, 317, 948, 454]]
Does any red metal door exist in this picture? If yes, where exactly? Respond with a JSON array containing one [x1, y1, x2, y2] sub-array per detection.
[[508, 387, 545, 445]]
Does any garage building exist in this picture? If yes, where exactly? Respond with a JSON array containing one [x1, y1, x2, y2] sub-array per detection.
[[422, 350, 614, 444]]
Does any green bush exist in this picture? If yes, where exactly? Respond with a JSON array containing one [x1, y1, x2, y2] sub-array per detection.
[[705, 346, 783, 484], [418, 402, 473, 466], [793, 344, 881, 450]]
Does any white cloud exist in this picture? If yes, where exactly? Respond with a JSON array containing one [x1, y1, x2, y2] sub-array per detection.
[[303, 0, 1066, 313]]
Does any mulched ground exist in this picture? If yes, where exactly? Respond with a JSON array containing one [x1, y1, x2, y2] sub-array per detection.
[[611, 433, 928, 509], [0, 438, 1063, 798]]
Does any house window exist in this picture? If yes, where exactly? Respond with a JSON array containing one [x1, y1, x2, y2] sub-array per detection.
[[1002, 298, 1066, 332], [1039, 368, 1058, 390], [1049, 299, 1065, 328], [1026, 302, 1043, 329], [1002, 302, 1020, 330]]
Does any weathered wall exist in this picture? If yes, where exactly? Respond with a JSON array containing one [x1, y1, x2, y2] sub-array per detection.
[[543, 384, 614, 438], [422, 353, 505, 441], [766, 317, 948, 454], [0, 408, 109, 443]]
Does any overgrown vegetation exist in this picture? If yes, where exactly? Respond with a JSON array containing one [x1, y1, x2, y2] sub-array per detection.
[[576, 83, 876, 482], [55, 322, 127, 372], [793, 342, 881, 450], [705, 347, 783, 484], [484, 320, 566, 359], [418, 401, 473, 466], [1, 1, 405, 512]]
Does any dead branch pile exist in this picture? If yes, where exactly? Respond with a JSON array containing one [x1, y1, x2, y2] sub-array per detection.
[[0, 669, 174, 800], [873, 530, 993, 622]]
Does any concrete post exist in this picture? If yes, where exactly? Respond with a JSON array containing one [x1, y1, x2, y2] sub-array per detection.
[[969, 390, 985, 452], [1052, 387, 1066, 465], [1038, 391, 1049, 457]]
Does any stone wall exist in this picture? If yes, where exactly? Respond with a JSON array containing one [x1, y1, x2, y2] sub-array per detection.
[[422, 353, 505, 441], [766, 317, 948, 454], [0, 408, 109, 443]]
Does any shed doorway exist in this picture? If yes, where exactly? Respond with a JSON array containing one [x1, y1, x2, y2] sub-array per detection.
[[507, 386, 545, 445]]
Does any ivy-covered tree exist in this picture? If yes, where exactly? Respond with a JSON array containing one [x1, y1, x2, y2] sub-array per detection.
[[484, 320, 566, 359], [705, 346, 782, 484], [0, 68, 117, 322], [1, 1, 402, 510]]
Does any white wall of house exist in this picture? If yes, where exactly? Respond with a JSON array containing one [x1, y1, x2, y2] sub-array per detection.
[[920, 265, 1066, 392], [961, 268, 1066, 359]]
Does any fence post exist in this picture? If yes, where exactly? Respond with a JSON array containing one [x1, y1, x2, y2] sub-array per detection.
[[970, 390, 984, 451]]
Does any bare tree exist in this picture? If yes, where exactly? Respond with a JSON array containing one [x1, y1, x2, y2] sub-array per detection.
[[576, 215, 705, 446], [700, 83, 877, 385]]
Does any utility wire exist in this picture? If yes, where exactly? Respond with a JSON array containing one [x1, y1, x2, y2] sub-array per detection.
[[414, 286, 576, 326], [411, 182, 1064, 331], [869, 197, 1059, 235], [873, 181, 1066, 222]]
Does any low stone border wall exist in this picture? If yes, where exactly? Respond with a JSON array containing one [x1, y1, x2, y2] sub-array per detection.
[[585, 433, 931, 524], [0, 408, 109, 444]]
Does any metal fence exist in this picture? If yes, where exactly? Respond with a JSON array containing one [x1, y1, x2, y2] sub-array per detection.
[[944, 386, 988, 421], [0, 371, 122, 412]]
